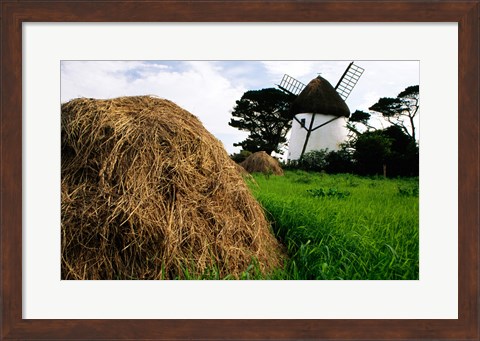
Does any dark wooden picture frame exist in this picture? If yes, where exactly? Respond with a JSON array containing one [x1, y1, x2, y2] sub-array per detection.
[[1, 1, 478, 340]]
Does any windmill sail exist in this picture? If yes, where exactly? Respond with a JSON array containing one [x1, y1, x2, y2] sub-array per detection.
[[277, 74, 306, 96], [334, 62, 364, 101]]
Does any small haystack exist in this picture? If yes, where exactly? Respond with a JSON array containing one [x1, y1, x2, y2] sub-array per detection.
[[61, 96, 283, 280], [240, 151, 284, 175]]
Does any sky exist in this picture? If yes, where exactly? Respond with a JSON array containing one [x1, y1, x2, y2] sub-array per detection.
[[61, 60, 419, 155]]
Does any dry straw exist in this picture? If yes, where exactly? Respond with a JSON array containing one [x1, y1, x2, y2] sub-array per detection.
[[291, 76, 350, 117], [61, 96, 283, 279], [240, 151, 284, 175]]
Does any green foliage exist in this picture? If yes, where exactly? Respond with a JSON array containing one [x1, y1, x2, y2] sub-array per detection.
[[353, 130, 392, 175], [306, 187, 350, 199], [325, 148, 355, 174], [369, 97, 404, 117], [229, 88, 293, 155], [398, 85, 419, 98], [285, 147, 355, 174], [350, 125, 419, 177], [397, 185, 419, 197], [302, 149, 329, 170], [369, 85, 419, 141], [349, 109, 371, 124], [290, 149, 329, 172], [249, 171, 419, 280], [382, 125, 419, 176]]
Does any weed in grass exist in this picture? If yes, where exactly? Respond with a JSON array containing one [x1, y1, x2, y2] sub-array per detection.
[[345, 178, 359, 187], [294, 176, 313, 184], [397, 185, 419, 197], [306, 187, 351, 199]]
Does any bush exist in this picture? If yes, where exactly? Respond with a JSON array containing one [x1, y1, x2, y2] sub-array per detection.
[[382, 126, 419, 177], [325, 149, 355, 174], [351, 126, 419, 177], [353, 130, 392, 176], [293, 149, 329, 172], [286, 147, 355, 174]]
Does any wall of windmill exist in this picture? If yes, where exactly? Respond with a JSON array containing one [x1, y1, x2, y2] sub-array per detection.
[[287, 113, 349, 161]]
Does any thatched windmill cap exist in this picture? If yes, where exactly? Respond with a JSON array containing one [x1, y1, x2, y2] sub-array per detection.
[[291, 76, 350, 118]]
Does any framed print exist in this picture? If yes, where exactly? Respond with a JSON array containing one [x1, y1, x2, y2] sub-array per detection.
[[1, 1, 478, 340]]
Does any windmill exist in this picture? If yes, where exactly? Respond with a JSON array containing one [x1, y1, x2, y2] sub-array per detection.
[[277, 62, 364, 161]]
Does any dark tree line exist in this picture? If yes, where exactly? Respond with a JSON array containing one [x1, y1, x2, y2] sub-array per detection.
[[229, 85, 419, 177], [352, 125, 419, 177]]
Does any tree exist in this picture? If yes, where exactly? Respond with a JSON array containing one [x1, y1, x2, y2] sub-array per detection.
[[382, 125, 419, 176], [325, 147, 355, 174], [350, 110, 372, 126], [369, 85, 419, 141], [353, 130, 392, 176], [347, 109, 375, 137], [229, 88, 293, 155], [352, 126, 419, 177]]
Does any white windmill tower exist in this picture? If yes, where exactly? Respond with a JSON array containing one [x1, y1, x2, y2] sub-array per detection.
[[277, 62, 364, 161]]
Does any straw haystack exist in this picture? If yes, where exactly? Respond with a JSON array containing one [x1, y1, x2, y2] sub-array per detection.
[[291, 76, 350, 117], [61, 96, 283, 280], [240, 151, 284, 175]]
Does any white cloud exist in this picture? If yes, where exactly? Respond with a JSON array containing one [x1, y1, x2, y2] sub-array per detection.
[[261, 60, 349, 85]]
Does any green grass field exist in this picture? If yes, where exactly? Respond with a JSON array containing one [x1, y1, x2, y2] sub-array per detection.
[[247, 171, 419, 280]]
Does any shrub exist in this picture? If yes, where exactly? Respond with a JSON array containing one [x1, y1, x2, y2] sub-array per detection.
[[295, 149, 329, 172], [325, 149, 355, 174]]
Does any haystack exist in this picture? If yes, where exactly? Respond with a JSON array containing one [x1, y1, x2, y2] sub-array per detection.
[[240, 151, 284, 175], [61, 96, 283, 280]]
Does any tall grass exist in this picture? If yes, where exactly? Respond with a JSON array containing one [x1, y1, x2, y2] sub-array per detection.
[[247, 171, 419, 280]]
